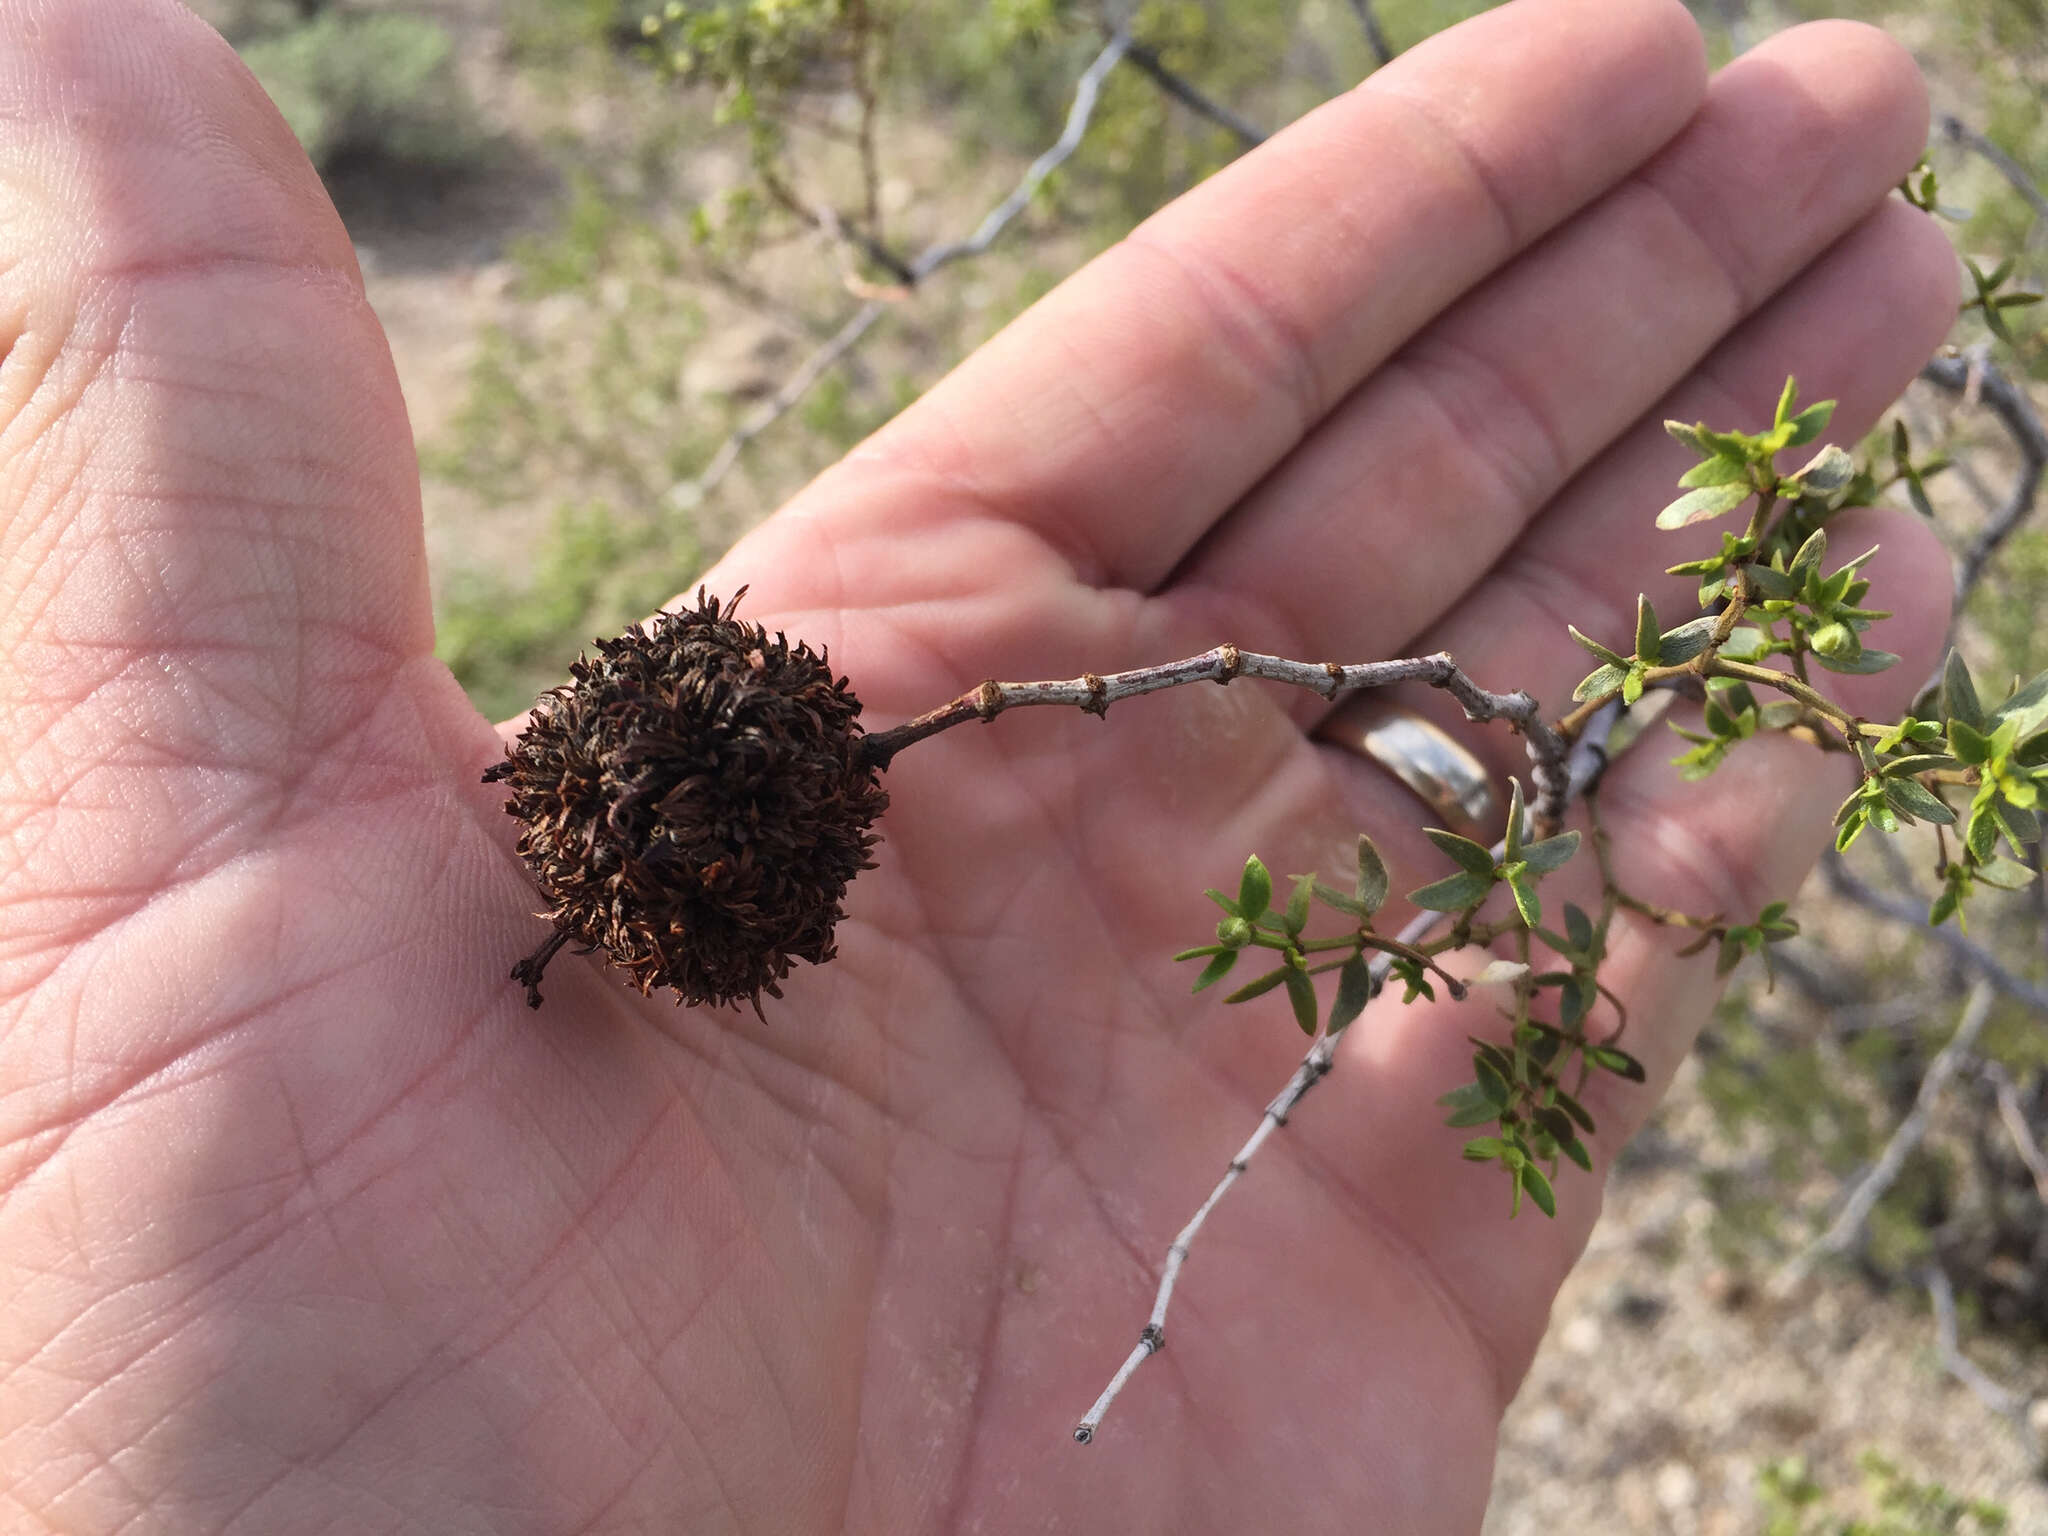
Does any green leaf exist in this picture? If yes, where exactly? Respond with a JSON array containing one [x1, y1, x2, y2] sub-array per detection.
[[1677, 453, 1749, 488], [1438, 1083, 1499, 1128], [1519, 830, 1581, 875], [1784, 398, 1836, 448], [1879, 753, 1960, 777], [1205, 888, 1240, 918], [1976, 856, 2037, 892], [1473, 1055, 1510, 1107], [1563, 903, 1595, 957], [1656, 616, 1719, 665], [1283, 965, 1319, 1035], [1282, 873, 1315, 936], [1559, 1135, 1594, 1173], [1552, 1088, 1597, 1135], [1192, 950, 1239, 992], [1881, 776, 1957, 825], [1587, 1044, 1647, 1083], [1223, 966, 1291, 1005], [1504, 779, 1527, 862], [1175, 944, 1227, 962], [1409, 870, 1496, 911], [1236, 856, 1272, 921], [1635, 595, 1660, 665], [1568, 625, 1631, 668], [1943, 651, 1986, 733], [1506, 870, 1542, 929], [1994, 671, 2048, 739], [1966, 801, 1999, 862], [1950, 718, 1995, 766], [1312, 881, 1370, 918], [1788, 443, 1855, 505], [1354, 834, 1390, 915], [1574, 662, 1630, 703], [1813, 647, 1900, 676], [1718, 625, 1772, 661], [1329, 953, 1374, 1032], [1621, 667, 1646, 706], [1788, 528, 1828, 589], [1559, 973, 1592, 1029], [1773, 375, 1799, 429], [1425, 827, 1497, 877], [1519, 1163, 1557, 1219], [1461, 1136, 1511, 1162], [1656, 481, 1753, 531]]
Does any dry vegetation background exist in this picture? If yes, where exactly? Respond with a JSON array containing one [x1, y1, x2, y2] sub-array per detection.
[[193, 0, 2048, 1528]]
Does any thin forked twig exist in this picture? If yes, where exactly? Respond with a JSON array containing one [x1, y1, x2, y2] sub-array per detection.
[[1346, 0, 1396, 67], [1939, 114, 2048, 237], [1981, 1060, 2048, 1204], [1123, 42, 1268, 147], [1921, 353, 2048, 605], [1822, 853, 2048, 1015], [668, 32, 1134, 509], [1771, 981, 1995, 1297], [1924, 1261, 2034, 1429], [1071, 705, 1619, 1443]]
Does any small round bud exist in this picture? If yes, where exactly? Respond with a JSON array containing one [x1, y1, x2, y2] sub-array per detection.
[[487, 589, 888, 1013], [1216, 916, 1253, 949], [1810, 622, 1856, 659]]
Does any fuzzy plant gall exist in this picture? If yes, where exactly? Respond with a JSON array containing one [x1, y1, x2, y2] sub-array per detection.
[[485, 589, 888, 1014]]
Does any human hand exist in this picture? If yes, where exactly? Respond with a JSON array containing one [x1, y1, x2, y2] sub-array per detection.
[[0, 1, 1954, 1531]]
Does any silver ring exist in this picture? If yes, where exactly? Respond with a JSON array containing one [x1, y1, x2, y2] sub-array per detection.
[[1317, 704, 1499, 836]]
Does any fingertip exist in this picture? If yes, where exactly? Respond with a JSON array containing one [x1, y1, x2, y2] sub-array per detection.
[[0, 0, 358, 288], [1706, 18, 1931, 197]]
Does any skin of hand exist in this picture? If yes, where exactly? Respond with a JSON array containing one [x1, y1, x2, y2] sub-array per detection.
[[0, 0, 1958, 1532]]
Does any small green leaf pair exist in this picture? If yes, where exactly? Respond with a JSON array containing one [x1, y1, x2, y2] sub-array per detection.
[[1569, 594, 1716, 705], [1179, 839, 1396, 1036], [1655, 378, 1837, 530], [1407, 781, 1580, 929]]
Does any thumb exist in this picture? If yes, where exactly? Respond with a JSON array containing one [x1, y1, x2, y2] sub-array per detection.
[[0, 0, 464, 948]]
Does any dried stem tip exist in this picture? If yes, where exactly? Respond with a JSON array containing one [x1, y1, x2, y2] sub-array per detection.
[[486, 589, 887, 1012]]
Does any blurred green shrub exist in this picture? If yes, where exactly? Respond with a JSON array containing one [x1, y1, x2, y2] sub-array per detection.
[[237, 11, 485, 174], [1760, 1452, 2008, 1534]]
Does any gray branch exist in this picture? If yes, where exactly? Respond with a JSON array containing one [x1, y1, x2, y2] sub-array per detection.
[[1921, 353, 2048, 605], [860, 644, 1574, 831], [1124, 41, 1267, 147], [1924, 1261, 2035, 1431], [1939, 114, 2048, 237], [1072, 703, 1620, 1443], [1771, 981, 1994, 1296], [1345, 0, 1395, 67], [1822, 853, 2048, 1016], [667, 32, 1134, 510]]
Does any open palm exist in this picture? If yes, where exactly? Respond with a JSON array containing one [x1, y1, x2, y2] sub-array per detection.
[[0, 2, 1959, 1531]]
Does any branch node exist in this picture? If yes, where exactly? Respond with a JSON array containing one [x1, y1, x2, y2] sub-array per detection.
[[1081, 673, 1109, 717]]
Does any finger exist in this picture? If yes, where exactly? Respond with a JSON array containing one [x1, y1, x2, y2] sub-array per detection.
[[1170, 20, 1933, 675], [744, 0, 1706, 603], [0, 2, 450, 942]]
